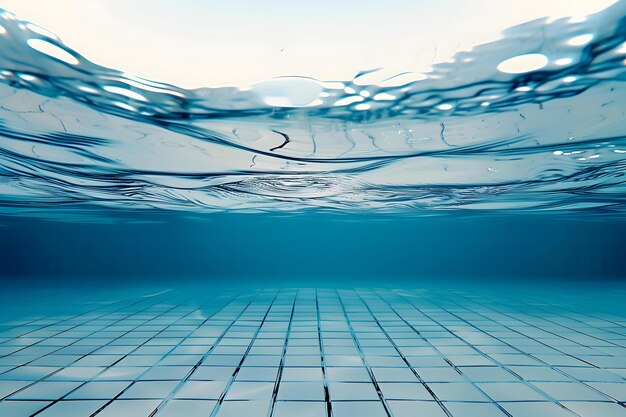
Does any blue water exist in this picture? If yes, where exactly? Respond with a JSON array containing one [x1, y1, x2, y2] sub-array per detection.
[[1, 4, 626, 417], [0, 2, 623, 295], [0, 4, 625, 215]]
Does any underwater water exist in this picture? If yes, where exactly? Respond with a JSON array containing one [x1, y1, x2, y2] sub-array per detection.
[[0, 1, 626, 417]]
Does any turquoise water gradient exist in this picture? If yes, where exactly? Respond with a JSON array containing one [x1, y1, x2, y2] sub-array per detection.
[[0, 2, 625, 416], [1, 212, 625, 285]]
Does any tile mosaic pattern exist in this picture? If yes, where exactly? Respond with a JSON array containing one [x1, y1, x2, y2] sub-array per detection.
[[0, 287, 625, 417]]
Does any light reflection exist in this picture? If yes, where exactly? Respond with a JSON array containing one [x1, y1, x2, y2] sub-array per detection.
[[103, 85, 147, 102], [567, 33, 594, 46], [497, 53, 549, 74], [27, 38, 79, 65], [554, 57, 573, 66], [373, 93, 396, 101], [334, 96, 363, 106]]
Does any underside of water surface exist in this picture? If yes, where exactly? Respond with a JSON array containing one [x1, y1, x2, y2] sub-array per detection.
[[0, 2, 625, 216]]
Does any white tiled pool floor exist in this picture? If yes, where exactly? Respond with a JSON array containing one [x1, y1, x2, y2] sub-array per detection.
[[0, 287, 625, 417]]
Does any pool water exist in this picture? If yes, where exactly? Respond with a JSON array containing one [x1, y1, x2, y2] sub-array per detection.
[[1, 2, 626, 416]]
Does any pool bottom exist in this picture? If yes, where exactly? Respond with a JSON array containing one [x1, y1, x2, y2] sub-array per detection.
[[0, 286, 625, 417]]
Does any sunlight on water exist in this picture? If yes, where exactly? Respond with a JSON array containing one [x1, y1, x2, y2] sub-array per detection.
[[0, 2, 626, 216]]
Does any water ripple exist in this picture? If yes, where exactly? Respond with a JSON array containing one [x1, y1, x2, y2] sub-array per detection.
[[0, 3, 626, 216]]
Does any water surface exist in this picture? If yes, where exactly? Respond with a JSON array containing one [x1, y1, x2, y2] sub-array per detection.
[[0, 3, 626, 216]]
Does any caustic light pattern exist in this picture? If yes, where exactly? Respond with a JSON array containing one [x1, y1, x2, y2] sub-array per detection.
[[0, 287, 625, 417]]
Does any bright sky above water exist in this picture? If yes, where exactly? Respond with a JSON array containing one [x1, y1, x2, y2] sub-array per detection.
[[0, 0, 619, 88]]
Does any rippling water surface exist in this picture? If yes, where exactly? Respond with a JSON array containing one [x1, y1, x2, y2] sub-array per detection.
[[1, 3, 626, 216]]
